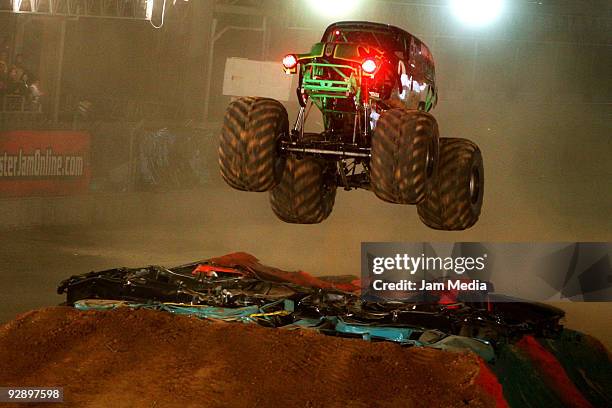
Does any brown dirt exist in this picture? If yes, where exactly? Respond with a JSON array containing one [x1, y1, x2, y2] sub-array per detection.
[[0, 307, 496, 408]]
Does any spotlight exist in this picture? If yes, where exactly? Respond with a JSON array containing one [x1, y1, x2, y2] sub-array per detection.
[[145, 0, 154, 20], [450, 0, 504, 27], [13, 0, 23, 12]]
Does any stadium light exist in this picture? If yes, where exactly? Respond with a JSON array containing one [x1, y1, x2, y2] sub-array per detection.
[[450, 0, 505, 27], [12, 0, 23, 12], [145, 0, 154, 20], [306, 0, 361, 18]]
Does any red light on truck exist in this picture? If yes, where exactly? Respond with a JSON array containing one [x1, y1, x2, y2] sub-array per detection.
[[361, 59, 377, 74], [282, 54, 298, 69]]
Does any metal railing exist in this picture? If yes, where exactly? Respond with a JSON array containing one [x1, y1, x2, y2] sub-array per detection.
[[0, 95, 43, 113], [62, 94, 181, 124], [1, 0, 150, 20]]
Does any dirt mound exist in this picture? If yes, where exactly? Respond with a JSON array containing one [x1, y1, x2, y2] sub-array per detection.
[[0, 307, 497, 408]]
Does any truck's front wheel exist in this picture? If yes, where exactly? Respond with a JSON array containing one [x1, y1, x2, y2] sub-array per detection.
[[269, 156, 336, 224], [370, 109, 439, 204], [219, 97, 287, 192], [417, 138, 484, 230]]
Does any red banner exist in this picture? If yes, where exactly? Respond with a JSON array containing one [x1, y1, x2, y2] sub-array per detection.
[[0, 131, 91, 197]]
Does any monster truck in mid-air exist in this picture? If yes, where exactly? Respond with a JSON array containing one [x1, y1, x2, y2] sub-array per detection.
[[219, 21, 484, 230]]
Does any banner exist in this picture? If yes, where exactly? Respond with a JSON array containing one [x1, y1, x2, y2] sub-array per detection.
[[361, 242, 612, 302], [0, 131, 91, 197]]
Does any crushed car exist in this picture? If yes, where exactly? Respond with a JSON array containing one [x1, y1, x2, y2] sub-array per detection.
[[57, 253, 565, 363]]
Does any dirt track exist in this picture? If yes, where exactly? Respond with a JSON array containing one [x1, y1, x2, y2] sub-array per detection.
[[0, 307, 497, 408]]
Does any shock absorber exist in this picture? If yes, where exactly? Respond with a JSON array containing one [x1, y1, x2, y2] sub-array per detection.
[[293, 106, 305, 133], [362, 77, 370, 138], [363, 103, 370, 138]]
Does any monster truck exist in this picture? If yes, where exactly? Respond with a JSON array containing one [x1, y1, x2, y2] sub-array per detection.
[[219, 21, 484, 230]]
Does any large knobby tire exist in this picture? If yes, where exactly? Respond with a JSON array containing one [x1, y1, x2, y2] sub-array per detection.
[[417, 138, 484, 230], [371, 109, 439, 204], [219, 97, 288, 192], [269, 156, 336, 224]]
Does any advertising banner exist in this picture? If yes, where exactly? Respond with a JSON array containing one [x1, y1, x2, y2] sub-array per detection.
[[362, 242, 612, 302], [0, 131, 91, 197]]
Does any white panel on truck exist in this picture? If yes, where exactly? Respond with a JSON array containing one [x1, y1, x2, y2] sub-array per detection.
[[223, 58, 294, 101]]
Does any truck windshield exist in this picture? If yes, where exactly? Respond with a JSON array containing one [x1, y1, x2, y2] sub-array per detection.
[[323, 29, 403, 52]]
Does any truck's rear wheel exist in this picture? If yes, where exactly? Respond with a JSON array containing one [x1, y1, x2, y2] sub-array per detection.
[[219, 97, 288, 192], [371, 109, 439, 204], [417, 138, 484, 230], [270, 156, 336, 224]]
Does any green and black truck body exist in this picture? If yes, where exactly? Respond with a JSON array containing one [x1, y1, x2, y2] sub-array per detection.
[[219, 21, 484, 230]]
